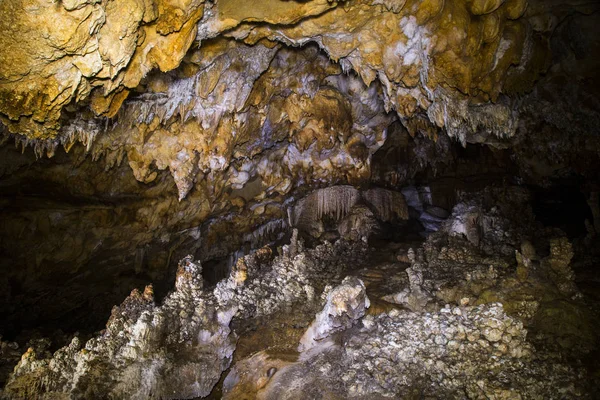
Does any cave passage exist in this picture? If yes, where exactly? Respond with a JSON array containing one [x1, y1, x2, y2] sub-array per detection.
[[1, 0, 600, 398], [531, 183, 594, 239]]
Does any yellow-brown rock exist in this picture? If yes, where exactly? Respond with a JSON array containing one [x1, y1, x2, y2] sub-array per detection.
[[468, 0, 506, 16], [0, 0, 205, 138], [0, 0, 565, 205], [1, 0, 543, 144]]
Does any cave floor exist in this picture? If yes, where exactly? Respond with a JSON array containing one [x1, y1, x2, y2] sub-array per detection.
[[2, 209, 600, 398], [207, 233, 600, 399], [207, 238, 420, 399]]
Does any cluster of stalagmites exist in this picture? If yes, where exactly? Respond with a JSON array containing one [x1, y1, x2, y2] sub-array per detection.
[[214, 234, 369, 319], [2, 258, 237, 399], [2, 186, 595, 399], [0, 223, 370, 399]]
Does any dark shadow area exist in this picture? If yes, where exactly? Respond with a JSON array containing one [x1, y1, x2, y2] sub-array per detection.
[[531, 184, 593, 239]]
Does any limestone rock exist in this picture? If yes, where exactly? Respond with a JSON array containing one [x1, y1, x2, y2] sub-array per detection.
[[225, 303, 584, 399], [337, 204, 380, 241], [214, 237, 369, 320], [383, 248, 432, 311], [2, 257, 236, 399], [542, 237, 578, 296], [299, 276, 370, 352], [291, 185, 409, 240], [0, 0, 205, 139]]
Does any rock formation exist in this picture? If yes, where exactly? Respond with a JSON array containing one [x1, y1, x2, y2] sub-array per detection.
[[2, 257, 236, 399], [1, 0, 599, 398]]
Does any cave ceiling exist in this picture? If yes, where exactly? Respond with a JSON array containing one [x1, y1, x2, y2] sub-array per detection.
[[0, 0, 599, 242], [1, 0, 597, 187]]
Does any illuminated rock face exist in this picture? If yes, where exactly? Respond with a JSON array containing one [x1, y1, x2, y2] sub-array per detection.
[[0, 0, 548, 180], [0, 0, 206, 138], [0, 0, 342, 139], [1, 0, 598, 207]]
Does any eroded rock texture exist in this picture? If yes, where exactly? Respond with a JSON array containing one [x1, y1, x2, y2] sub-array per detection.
[[4, 0, 590, 188]]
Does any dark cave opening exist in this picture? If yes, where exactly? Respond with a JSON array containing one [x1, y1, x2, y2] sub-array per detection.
[[202, 253, 242, 287], [531, 183, 594, 239]]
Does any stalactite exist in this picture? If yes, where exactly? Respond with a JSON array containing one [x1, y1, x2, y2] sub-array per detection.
[[7, 118, 102, 160], [292, 186, 361, 229], [243, 219, 288, 248], [290, 186, 410, 236], [321, 186, 360, 220], [363, 188, 409, 222], [128, 77, 196, 126], [61, 119, 100, 153]]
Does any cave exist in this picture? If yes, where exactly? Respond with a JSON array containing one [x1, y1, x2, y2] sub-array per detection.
[[1, 0, 600, 398]]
